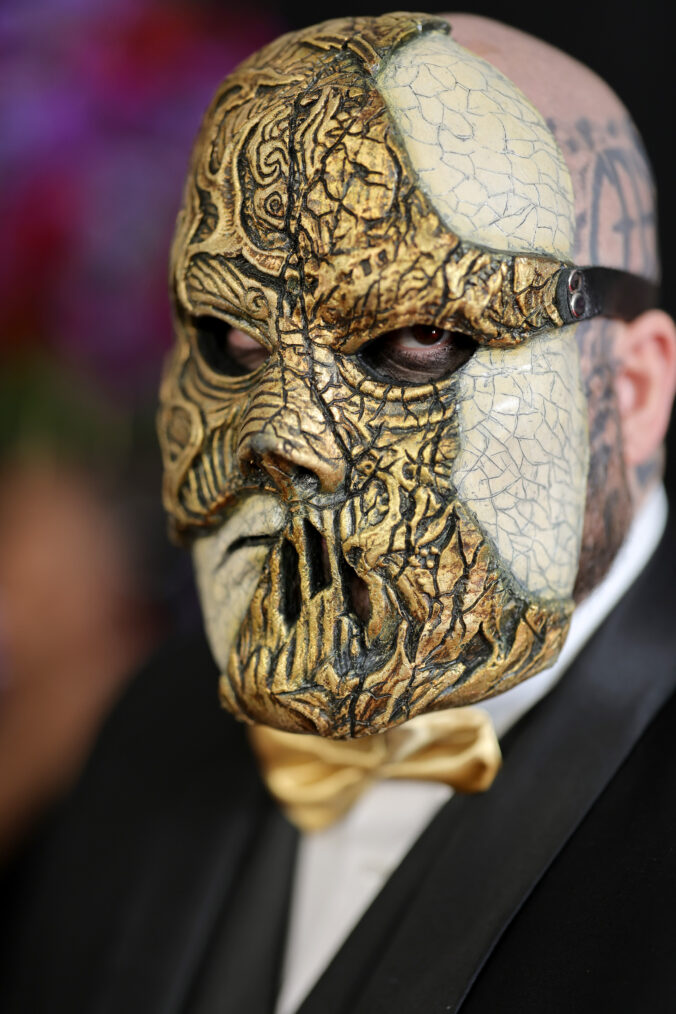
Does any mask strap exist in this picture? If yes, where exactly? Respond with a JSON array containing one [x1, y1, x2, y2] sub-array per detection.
[[555, 265, 659, 325]]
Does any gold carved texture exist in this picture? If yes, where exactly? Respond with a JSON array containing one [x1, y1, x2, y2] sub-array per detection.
[[158, 13, 575, 737]]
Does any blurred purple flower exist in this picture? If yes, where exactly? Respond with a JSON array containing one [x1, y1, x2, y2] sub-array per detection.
[[0, 0, 282, 399]]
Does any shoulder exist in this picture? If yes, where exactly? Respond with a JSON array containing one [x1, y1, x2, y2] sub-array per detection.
[[458, 516, 676, 1013], [463, 616, 676, 1014]]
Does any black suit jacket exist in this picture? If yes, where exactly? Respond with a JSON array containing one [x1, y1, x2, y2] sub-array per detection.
[[2, 522, 675, 1013]]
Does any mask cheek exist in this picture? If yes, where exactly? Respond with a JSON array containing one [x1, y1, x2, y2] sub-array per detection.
[[449, 329, 590, 601], [191, 493, 285, 671]]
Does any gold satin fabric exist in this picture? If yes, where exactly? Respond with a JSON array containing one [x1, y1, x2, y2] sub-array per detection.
[[248, 708, 502, 832]]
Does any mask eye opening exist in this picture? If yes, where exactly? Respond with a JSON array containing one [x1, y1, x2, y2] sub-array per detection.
[[357, 324, 477, 386], [193, 315, 245, 376], [186, 313, 269, 377]]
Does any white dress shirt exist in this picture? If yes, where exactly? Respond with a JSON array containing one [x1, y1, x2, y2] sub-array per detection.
[[275, 486, 668, 1014]]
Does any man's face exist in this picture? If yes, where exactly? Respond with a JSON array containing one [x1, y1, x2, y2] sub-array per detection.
[[158, 14, 589, 737]]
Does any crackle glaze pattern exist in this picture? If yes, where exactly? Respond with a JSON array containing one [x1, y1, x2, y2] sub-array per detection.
[[158, 14, 588, 737], [452, 332, 588, 597], [377, 32, 575, 258]]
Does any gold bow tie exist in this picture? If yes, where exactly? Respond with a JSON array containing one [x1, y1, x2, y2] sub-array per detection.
[[248, 708, 502, 832]]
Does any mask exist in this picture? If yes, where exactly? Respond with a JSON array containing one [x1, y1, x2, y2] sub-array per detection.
[[159, 13, 632, 738]]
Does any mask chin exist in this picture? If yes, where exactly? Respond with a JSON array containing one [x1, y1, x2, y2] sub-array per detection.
[[207, 492, 574, 739], [192, 493, 286, 677]]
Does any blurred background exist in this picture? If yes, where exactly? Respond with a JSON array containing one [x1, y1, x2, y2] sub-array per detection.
[[1, 0, 673, 860]]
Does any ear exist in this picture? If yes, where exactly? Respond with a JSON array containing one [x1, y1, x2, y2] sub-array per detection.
[[614, 309, 676, 467]]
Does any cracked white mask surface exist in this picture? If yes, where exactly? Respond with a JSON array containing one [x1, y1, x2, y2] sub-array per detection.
[[376, 29, 587, 600], [193, 493, 285, 672], [451, 329, 589, 598], [377, 31, 575, 259]]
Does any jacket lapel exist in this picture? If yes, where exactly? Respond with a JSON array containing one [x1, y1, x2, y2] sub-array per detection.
[[0, 637, 299, 1014], [89, 719, 277, 1014], [298, 523, 676, 1014], [188, 803, 297, 1014]]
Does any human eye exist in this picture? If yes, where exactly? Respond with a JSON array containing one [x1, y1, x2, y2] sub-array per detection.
[[358, 324, 477, 384], [191, 315, 269, 376]]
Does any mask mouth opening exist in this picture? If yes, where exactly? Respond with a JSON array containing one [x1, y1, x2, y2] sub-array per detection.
[[278, 521, 372, 630], [304, 519, 331, 595], [280, 539, 302, 625], [340, 556, 371, 625]]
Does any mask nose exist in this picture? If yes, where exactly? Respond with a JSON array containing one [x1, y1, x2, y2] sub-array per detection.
[[236, 363, 346, 497], [238, 433, 343, 497], [235, 346, 347, 497]]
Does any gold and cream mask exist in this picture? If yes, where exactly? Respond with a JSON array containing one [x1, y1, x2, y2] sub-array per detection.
[[158, 14, 592, 738]]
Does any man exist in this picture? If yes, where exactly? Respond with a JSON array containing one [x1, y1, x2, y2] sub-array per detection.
[[1, 12, 675, 1013]]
